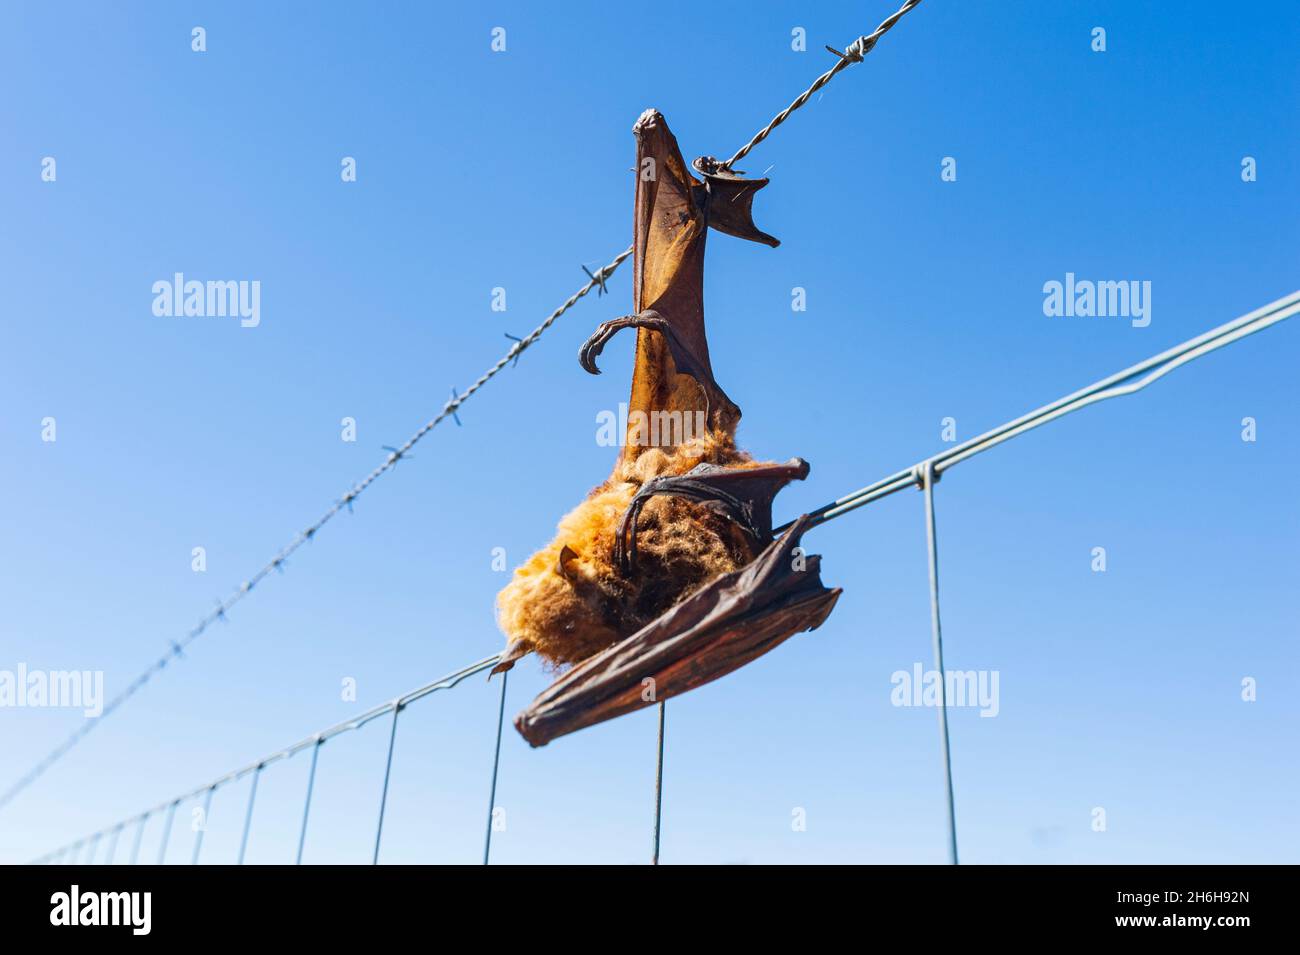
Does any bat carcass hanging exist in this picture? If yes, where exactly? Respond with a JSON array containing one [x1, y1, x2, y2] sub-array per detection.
[[495, 109, 840, 746]]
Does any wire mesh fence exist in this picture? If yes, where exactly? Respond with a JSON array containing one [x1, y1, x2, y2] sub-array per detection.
[[31, 288, 1297, 865]]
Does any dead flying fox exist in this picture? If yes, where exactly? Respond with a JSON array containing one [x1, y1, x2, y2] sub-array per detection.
[[495, 109, 840, 746]]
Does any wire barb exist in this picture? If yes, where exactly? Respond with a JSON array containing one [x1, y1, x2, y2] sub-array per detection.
[[445, 387, 463, 426], [382, 445, 412, 466], [582, 264, 609, 297], [504, 333, 524, 366], [722, 0, 925, 171]]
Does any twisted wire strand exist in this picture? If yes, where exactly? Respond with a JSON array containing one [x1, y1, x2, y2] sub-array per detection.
[[722, 0, 925, 170]]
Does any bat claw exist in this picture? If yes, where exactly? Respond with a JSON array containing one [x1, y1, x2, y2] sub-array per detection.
[[579, 311, 738, 437], [491, 641, 532, 677], [577, 327, 612, 376], [579, 313, 661, 377]]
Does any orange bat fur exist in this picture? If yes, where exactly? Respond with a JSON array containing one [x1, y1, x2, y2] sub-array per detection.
[[496, 431, 782, 670]]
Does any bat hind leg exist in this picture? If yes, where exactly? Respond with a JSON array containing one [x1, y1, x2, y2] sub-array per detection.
[[578, 310, 736, 423], [579, 310, 707, 382], [615, 458, 811, 572]]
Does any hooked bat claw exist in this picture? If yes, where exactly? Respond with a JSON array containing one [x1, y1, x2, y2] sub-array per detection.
[[577, 314, 638, 376], [580, 311, 685, 377], [579, 310, 737, 427]]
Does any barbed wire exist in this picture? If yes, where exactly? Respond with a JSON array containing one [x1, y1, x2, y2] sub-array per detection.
[[2, 2, 925, 813], [0, 248, 629, 813], [722, 0, 925, 171]]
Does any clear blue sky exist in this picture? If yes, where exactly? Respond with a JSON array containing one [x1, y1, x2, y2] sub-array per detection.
[[2, 0, 1296, 864]]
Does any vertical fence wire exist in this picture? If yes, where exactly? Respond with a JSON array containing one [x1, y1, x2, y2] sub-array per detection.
[[191, 786, 215, 866], [104, 823, 122, 865], [483, 671, 509, 865], [129, 812, 148, 865], [296, 737, 323, 865], [652, 701, 666, 865], [919, 460, 959, 865], [236, 764, 262, 865], [372, 703, 402, 865], [156, 800, 178, 864]]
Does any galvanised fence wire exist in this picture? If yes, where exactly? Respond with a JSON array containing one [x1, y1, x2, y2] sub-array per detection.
[[32, 288, 1298, 865]]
